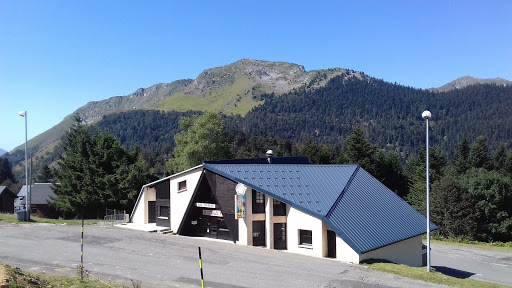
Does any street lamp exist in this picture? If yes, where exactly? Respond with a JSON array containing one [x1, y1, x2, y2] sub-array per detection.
[[422, 110, 431, 272], [19, 111, 30, 221]]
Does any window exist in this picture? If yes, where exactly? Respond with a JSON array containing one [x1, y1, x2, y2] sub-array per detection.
[[273, 198, 286, 216], [299, 230, 312, 246], [178, 180, 187, 192], [158, 206, 169, 218], [252, 190, 265, 214]]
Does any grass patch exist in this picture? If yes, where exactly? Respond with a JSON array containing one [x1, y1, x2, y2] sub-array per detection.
[[157, 76, 263, 115], [424, 235, 512, 252], [0, 213, 100, 225], [1, 263, 124, 288], [365, 261, 511, 288]]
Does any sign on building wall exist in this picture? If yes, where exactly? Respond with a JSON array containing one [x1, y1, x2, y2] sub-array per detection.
[[203, 209, 223, 217], [235, 194, 245, 219], [196, 202, 216, 209], [235, 183, 247, 219]]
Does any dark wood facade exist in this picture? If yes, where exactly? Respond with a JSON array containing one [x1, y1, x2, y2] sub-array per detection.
[[178, 171, 239, 242], [155, 180, 170, 227]]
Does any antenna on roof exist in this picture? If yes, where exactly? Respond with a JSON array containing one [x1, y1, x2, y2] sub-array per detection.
[[266, 150, 274, 164]]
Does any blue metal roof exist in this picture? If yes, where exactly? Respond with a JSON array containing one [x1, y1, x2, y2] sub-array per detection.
[[203, 163, 436, 254], [204, 156, 310, 165]]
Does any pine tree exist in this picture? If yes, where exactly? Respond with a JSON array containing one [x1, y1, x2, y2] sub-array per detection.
[[0, 157, 16, 185], [52, 117, 154, 218], [405, 147, 446, 212], [493, 143, 507, 173], [343, 128, 376, 173], [431, 176, 479, 239], [469, 136, 492, 170], [452, 136, 470, 174], [36, 164, 53, 183]]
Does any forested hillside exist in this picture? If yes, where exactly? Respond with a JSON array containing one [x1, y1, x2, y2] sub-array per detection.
[[234, 77, 512, 158], [95, 110, 199, 153], [95, 77, 512, 161]]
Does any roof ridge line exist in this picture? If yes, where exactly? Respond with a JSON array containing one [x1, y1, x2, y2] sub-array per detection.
[[325, 165, 360, 219]]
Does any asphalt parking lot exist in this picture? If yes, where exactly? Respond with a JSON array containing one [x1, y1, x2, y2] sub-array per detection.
[[0, 222, 509, 288]]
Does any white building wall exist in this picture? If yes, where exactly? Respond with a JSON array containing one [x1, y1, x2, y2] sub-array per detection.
[[359, 235, 423, 267], [134, 176, 423, 268], [169, 169, 202, 232], [265, 196, 274, 249], [286, 206, 324, 258], [335, 233, 360, 263], [131, 187, 146, 224]]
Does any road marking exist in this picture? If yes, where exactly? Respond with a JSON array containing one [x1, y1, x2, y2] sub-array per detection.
[[492, 263, 508, 267]]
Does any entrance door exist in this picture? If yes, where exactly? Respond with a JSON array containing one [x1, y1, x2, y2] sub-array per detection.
[[208, 217, 218, 239], [274, 223, 287, 250], [148, 201, 156, 223], [252, 220, 266, 247], [327, 230, 336, 258]]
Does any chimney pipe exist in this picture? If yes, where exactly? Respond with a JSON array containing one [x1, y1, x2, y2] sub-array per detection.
[[266, 150, 274, 164]]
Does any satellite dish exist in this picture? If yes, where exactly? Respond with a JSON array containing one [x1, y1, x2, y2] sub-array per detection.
[[236, 183, 246, 195]]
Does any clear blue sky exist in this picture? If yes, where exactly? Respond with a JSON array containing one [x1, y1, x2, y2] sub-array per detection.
[[1, 0, 511, 152]]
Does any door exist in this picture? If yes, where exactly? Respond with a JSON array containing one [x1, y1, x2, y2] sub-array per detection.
[[327, 230, 336, 258], [208, 217, 218, 239], [252, 220, 266, 247], [148, 201, 156, 223], [273, 223, 287, 250]]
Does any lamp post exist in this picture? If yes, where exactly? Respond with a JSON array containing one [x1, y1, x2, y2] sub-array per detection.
[[422, 110, 431, 272], [19, 111, 30, 221]]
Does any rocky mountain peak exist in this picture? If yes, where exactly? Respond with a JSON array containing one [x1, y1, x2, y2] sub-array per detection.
[[433, 76, 512, 92]]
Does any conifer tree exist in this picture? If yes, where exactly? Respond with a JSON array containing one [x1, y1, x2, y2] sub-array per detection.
[[493, 143, 507, 173], [469, 136, 492, 170], [431, 176, 479, 239], [52, 117, 153, 218], [0, 157, 16, 185], [405, 147, 446, 212], [452, 136, 470, 174], [343, 128, 376, 173], [36, 164, 53, 183]]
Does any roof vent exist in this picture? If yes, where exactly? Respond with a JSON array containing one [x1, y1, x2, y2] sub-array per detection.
[[266, 150, 274, 164]]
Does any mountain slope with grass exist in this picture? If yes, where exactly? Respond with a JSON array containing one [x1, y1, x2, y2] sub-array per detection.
[[6, 59, 350, 177], [5, 58, 511, 181]]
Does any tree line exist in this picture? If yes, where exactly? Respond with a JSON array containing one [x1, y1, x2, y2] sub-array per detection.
[[6, 78, 512, 181], [1, 112, 511, 243], [159, 112, 512, 243]]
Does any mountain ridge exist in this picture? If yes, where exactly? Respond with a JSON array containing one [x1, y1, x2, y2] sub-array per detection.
[[8, 59, 353, 156], [5, 59, 511, 179], [432, 76, 511, 92]]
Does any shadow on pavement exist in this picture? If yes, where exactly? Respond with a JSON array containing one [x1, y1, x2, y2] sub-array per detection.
[[433, 266, 475, 279]]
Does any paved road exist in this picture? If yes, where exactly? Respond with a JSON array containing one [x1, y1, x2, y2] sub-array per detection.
[[431, 243, 512, 286], [0, 223, 448, 288]]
